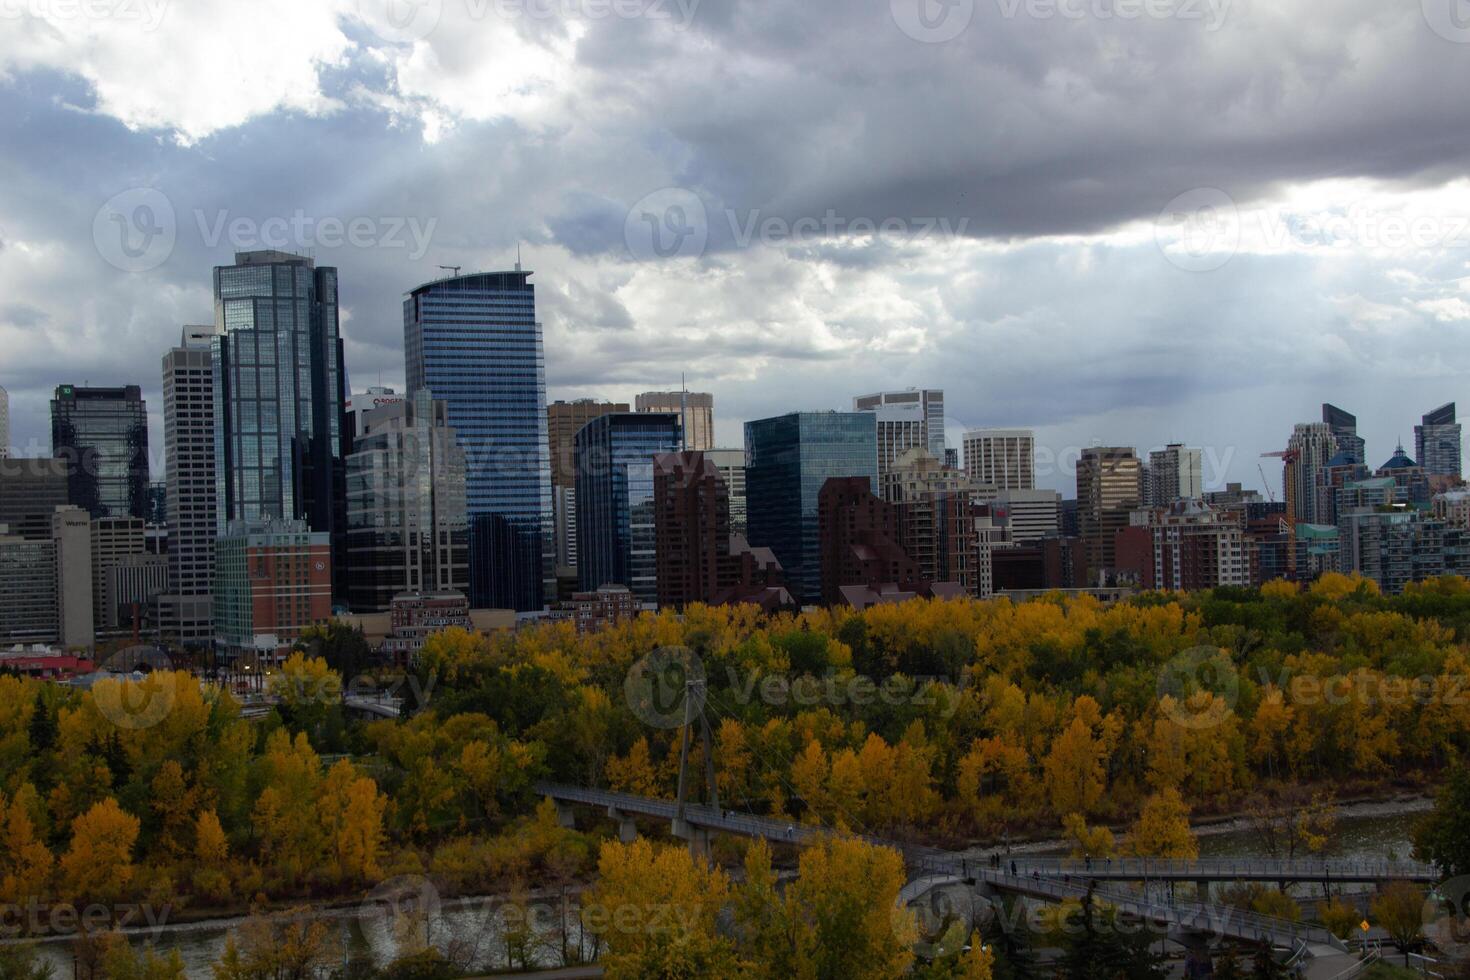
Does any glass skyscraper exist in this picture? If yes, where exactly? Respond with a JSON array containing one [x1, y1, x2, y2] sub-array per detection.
[[404, 270, 552, 611], [574, 412, 681, 603], [211, 250, 348, 598], [745, 411, 878, 604], [50, 384, 150, 519], [1322, 403, 1365, 466], [1416, 402, 1462, 479]]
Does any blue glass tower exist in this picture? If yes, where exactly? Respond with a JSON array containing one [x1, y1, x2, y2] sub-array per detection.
[[745, 412, 878, 604], [405, 270, 552, 611], [212, 250, 348, 599], [574, 413, 681, 603]]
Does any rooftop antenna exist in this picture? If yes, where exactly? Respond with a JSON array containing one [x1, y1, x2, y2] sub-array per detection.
[[680, 373, 688, 452], [515, 243, 523, 273], [438, 265, 461, 278]]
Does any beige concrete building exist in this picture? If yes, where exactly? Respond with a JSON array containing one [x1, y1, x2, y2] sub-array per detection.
[[964, 429, 1035, 490], [1076, 447, 1142, 586], [636, 391, 714, 451]]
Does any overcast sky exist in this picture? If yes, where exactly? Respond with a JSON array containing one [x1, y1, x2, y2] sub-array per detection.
[[2, 0, 1469, 494]]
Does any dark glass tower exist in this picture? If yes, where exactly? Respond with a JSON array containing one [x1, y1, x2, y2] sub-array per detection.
[[574, 412, 681, 603], [744, 412, 878, 604], [404, 270, 552, 611], [212, 250, 348, 599], [50, 384, 150, 519], [1416, 403, 1462, 479], [1322, 403, 1365, 466]]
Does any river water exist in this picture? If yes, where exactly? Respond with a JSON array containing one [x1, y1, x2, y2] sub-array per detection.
[[18, 806, 1430, 979]]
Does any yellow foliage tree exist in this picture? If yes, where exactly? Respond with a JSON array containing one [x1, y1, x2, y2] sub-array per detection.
[[0, 783, 53, 906], [59, 797, 140, 905], [1129, 788, 1198, 859]]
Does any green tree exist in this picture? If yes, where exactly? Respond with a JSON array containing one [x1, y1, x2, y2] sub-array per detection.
[[1055, 890, 1167, 980], [1414, 763, 1470, 878]]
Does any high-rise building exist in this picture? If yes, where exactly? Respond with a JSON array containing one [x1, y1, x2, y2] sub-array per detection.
[[1114, 500, 1250, 591], [160, 326, 218, 645], [0, 384, 8, 459], [1322, 403, 1365, 466], [51, 384, 150, 519], [575, 413, 680, 603], [1147, 444, 1203, 505], [1285, 423, 1337, 525], [745, 412, 879, 604], [549, 399, 630, 488], [854, 389, 945, 458], [0, 458, 69, 541], [653, 450, 790, 610], [1076, 447, 1142, 585], [212, 251, 348, 599], [964, 429, 1035, 491], [0, 528, 57, 645], [817, 477, 926, 606], [1375, 445, 1432, 505], [213, 519, 332, 668], [1337, 508, 1470, 595], [406, 270, 552, 611], [636, 391, 714, 451], [994, 489, 1062, 543], [53, 506, 93, 648], [886, 450, 977, 594], [345, 389, 469, 612], [861, 401, 928, 489], [1416, 403, 1462, 480], [346, 386, 404, 444], [704, 448, 747, 534], [91, 517, 149, 634]]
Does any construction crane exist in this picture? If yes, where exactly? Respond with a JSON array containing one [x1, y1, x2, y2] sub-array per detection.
[[1261, 448, 1300, 579]]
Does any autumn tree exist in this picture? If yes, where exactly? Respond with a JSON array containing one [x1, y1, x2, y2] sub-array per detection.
[[59, 797, 140, 906], [1371, 882, 1427, 965], [1129, 789, 1198, 859], [212, 910, 335, 980], [1062, 813, 1115, 859], [0, 784, 53, 906], [1414, 763, 1470, 877]]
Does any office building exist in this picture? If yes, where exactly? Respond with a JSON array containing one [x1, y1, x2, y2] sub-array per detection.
[[859, 400, 929, 488], [1416, 403, 1462, 480], [0, 530, 58, 645], [51, 384, 150, 519], [704, 448, 747, 534], [964, 429, 1035, 491], [213, 519, 332, 667], [1076, 447, 1142, 585], [994, 488, 1062, 543], [1322, 403, 1365, 466], [1147, 444, 1203, 505], [817, 477, 926, 606], [0, 384, 8, 459], [213, 251, 348, 599], [854, 389, 945, 458], [885, 449, 977, 593], [575, 413, 680, 603], [636, 391, 714, 452], [406, 270, 552, 611], [53, 506, 93, 648], [0, 458, 69, 541], [1114, 500, 1249, 591], [745, 412, 879, 604], [160, 327, 218, 644], [345, 389, 469, 612], [91, 517, 148, 633], [346, 386, 403, 443], [653, 451, 790, 610], [548, 399, 628, 575], [992, 537, 1089, 592], [1285, 423, 1338, 525]]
